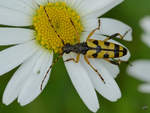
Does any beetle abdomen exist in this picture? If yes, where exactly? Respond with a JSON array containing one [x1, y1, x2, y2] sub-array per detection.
[[86, 39, 127, 58]]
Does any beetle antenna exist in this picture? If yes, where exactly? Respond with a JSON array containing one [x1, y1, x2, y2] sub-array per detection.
[[123, 29, 131, 37], [58, 37, 65, 46], [70, 18, 80, 43], [43, 7, 65, 46]]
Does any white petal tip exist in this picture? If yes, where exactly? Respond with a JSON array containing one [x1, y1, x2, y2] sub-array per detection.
[[18, 100, 27, 106], [2, 95, 13, 106], [89, 105, 100, 113], [17, 97, 28, 106], [107, 91, 121, 102], [110, 95, 121, 102], [19, 103, 26, 106], [2, 100, 10, 106]]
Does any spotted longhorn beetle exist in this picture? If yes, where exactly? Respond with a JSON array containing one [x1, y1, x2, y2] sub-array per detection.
[[41, 7, 129, 90]]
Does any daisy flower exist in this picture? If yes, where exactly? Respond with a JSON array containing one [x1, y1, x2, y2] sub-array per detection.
[[0, 0, 132, 112], [127, 16, 150, 93]]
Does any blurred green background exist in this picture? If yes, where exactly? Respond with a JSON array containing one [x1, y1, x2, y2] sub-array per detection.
[[0, 0, 150, 113]]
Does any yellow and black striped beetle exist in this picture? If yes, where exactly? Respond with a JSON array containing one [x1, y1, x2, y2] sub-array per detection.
[[40, 17, 129, 90]]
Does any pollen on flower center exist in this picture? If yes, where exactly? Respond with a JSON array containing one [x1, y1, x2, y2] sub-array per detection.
[[33, 2, 83, 53]]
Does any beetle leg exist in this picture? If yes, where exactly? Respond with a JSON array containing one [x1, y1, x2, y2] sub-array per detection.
[[40, 53, 63, 91], [84, 55, 105, 83], [112, 59, 133, 66], [64, 54, 80, 63], [104, 58, 132, 66], [86, 18, 101, 41], [104, 58, 121, 65], [103, 29, 131, 42], [103, 33, 124, 42]]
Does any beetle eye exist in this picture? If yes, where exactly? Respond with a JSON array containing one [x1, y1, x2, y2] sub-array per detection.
[[66, 43, 70, 47], [66, 50, 70, 54]]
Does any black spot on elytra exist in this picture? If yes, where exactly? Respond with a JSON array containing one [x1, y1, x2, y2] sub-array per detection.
[[123, 48, 127, 56], [92, 53, 98, 58], [93, 40, 98, 45], [114, 44, 120, 58], [104, 54, 109, 58], [114, 51, 119, 58], [114, 44, 119, 52], [104, 42, 110, 46]]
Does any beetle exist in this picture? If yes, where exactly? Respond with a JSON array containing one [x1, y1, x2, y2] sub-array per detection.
[[41, 8, 129, 90], [61, 19, 128, 83]]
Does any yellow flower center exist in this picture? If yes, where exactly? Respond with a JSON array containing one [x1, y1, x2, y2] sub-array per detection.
[[33, 2, 83, 53]]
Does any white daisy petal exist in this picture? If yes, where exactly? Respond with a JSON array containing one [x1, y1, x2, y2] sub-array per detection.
[[18, 51, 53, 106], [68, 0, 83, 11], [33, 0, 47, 5], [0, 28, 34, 45], [0, 0, 34, 16], [81, 57, 121, 102], [138, 83, 150, 93], [140, 16, 150, 33], [127, 60, 150, 82], [19, 0, 39, 9], [0, 40, 38, 76], [141, 33, 150, 47], [100, 18, 132, 41], [63, 53, 99, 112], [99, 60, 120, 78], [0, 7, 31, 26], [2, 50, 43, 105], [63, 0, 77, 8], [78, 0, 123, 17], [83, 18, 132, 41]]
